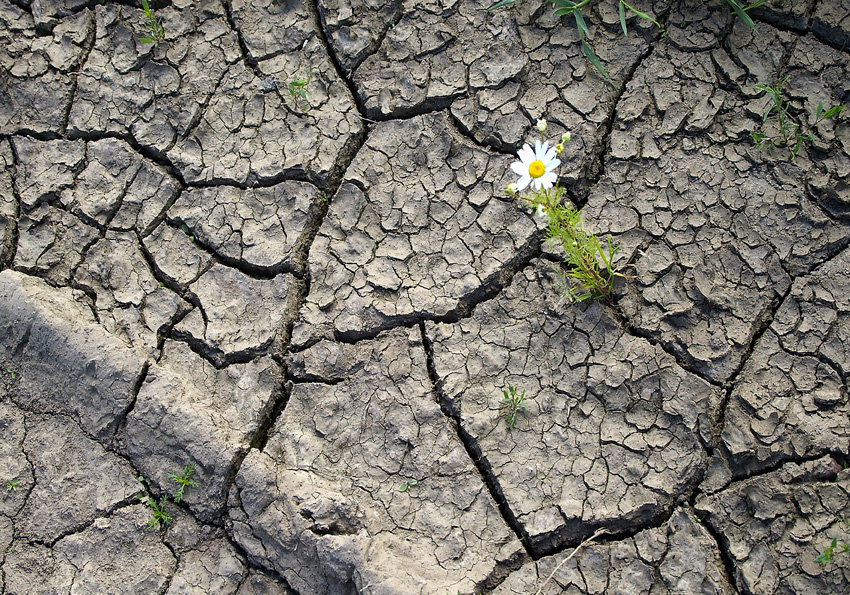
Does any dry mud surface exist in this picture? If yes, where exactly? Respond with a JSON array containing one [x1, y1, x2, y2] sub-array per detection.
[[1, 0, 849, 593]]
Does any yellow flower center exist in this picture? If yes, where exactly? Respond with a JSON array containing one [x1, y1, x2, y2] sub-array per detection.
[[528, 160, 545, 179]]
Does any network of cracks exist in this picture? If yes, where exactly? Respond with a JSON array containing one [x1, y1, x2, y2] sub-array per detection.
[[1, 0, 849, 592]]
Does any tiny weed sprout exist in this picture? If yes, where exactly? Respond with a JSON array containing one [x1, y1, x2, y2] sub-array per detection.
[[751, 76, 845, 160], [817, 519, 850, 566], [139, 0, 166, 47], [399, 478, 418, 492], [168, 464, 199, 503], [137, 475, 172, 529], [6, 479, 21, 493], [5, 367, 15, 379], [499, 384, 528, 430], [138, 493, 173, 529], [180, 223, 195, 242], [817, 538, 850, 565], [508, 125, 622, 302], [286, 66, 313, 111]]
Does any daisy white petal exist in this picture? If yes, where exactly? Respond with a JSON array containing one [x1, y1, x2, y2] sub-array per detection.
[[518, 144, 535, 163], [516, 175, 532, 191], [511, 161, 527, 176]]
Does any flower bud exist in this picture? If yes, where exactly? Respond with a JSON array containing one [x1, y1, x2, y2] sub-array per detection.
[[561, 131, 572, 144], [536, 119, 547, 133], [555, 143, 564, 155], [506, 183, 517, 196], [536, 204, 547, 219]]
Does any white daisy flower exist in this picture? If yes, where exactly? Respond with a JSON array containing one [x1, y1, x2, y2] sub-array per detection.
[[510, 140, 560, 191]]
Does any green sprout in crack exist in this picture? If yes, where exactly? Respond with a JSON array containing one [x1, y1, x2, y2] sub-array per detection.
[[285, 66, 313, 111], [139, 0, 166, 47], [180, 223, 195, 242], [499, 383, 528, 430], [751, 76, 845, 161], [398, 478, 418, 493], [168, 464, 199, 503], [137, 476, 172, 529], [6, 480, 21, 493], [5, 367, 16, 379], [817, 518, 850, 566], [139, 493, 172, 529], [817, 538, 850, 565]]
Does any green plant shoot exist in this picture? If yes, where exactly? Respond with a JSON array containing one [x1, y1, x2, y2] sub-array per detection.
[[499, 384, 528, 430], [139, 0, 166, 47], [751, 76, 845, 160], [169, 464, 200, 503]]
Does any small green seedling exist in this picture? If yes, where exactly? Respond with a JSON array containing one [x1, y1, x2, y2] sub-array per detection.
[[499, 384, 528, 430], [5, 367, 15, 379], [817, 518, 850, 565], [139, 0, 166, 46], [693, 512, 703, 523], [137, 476, 172, 529], [180, 223, 194, 242], [817, 538, 850, 565], [399, 478, 418, 492], [139, 493, 172, 528], [168, 464, 199, 503], [751, 76, 845, 160], [285, 66, 312, 110], [6, 480, 21, 493]]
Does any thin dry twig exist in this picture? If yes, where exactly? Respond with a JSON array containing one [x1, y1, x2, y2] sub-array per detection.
[[535, 528, 609, 595]]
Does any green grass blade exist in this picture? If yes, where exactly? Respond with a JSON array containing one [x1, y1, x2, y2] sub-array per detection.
[[581, 39, 609, 81], [823, 105, 844, 119], [573, 9, 589, 37], [726, 0, 757, 30], [487, 0, 516, 10], [619, 1, 627, 35]]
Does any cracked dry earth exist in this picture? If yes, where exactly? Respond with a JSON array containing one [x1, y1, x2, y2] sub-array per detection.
[[1, 0, 849, 593]]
